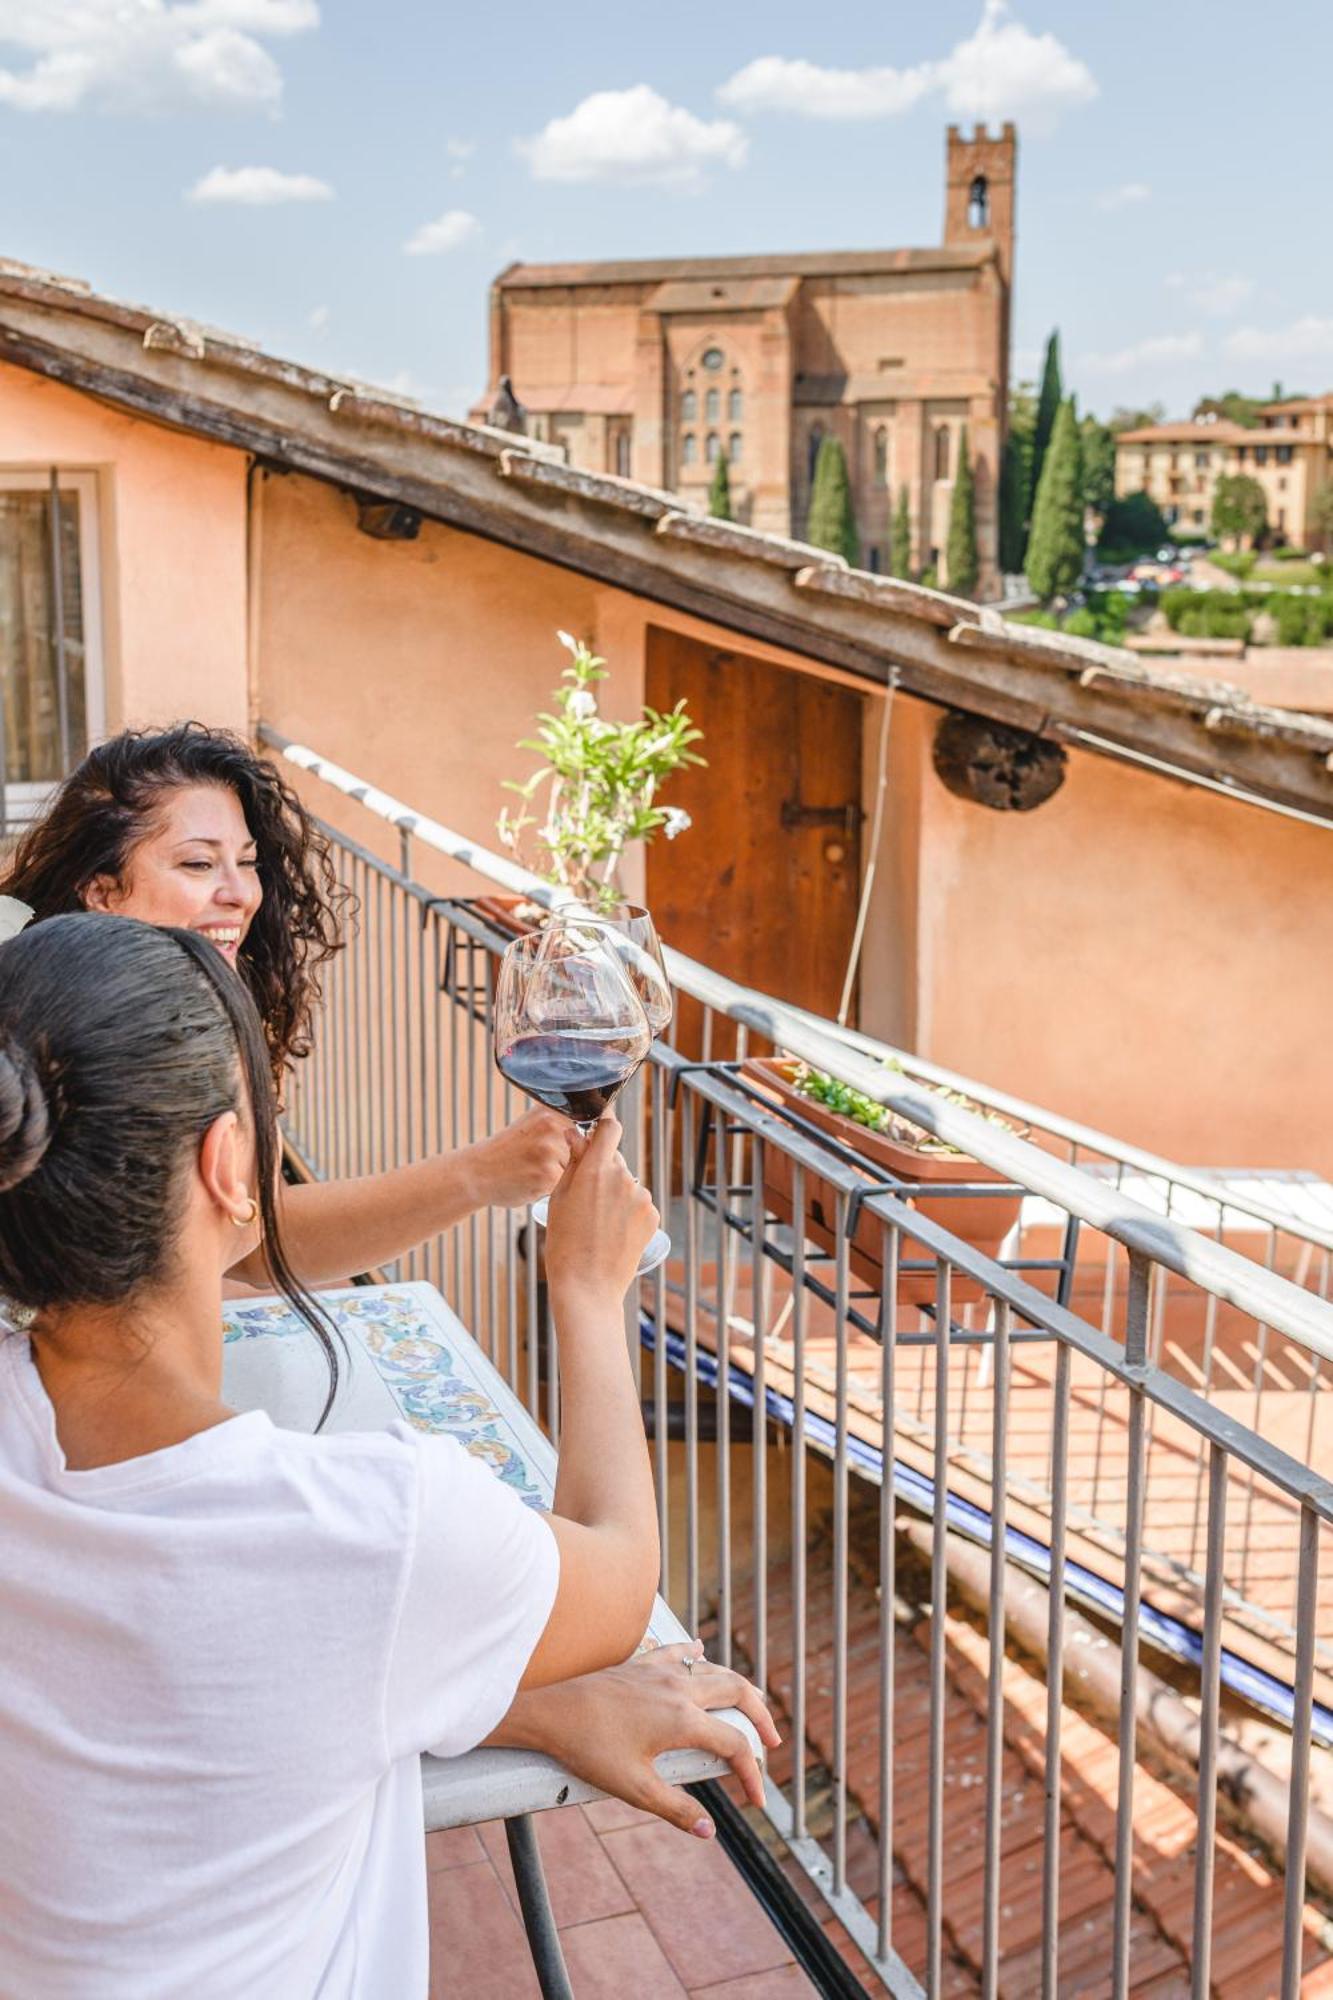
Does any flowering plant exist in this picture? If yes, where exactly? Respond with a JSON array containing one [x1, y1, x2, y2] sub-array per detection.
[[497, 631, 704, 910]]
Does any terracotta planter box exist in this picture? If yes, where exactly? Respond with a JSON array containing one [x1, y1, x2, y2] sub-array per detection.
[[742, 1057, 1022, 1307], [468, 893, 547, 940]]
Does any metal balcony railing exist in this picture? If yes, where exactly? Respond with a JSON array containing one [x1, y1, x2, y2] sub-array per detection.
[[261, 723, 1333, 2000]]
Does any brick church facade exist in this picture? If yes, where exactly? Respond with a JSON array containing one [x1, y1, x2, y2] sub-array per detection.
[[474, 126, 1015, 595]]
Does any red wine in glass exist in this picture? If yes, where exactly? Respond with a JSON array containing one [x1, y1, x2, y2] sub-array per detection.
[[497, 1031, 640, 1126]]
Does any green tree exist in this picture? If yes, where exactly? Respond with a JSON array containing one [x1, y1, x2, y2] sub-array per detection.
[[945, 424, 979, 595], [1098, 490, 1169, 555], [1026, 397, 1085, 603], [1192, 388, 1265, 429], [1211, 473, 1268, 548], [1029, 332, 1063, 513], [1080, 415, 1116, 520], [806, 435, 860, 566], [1108, 402, 1166, 435], [707, 448, 733, 520], [998, 437, 1027, 574], [889, 485, 912, 578]]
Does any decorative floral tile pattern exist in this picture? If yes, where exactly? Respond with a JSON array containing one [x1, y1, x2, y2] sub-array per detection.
[[223, 1290, 546, 1508]]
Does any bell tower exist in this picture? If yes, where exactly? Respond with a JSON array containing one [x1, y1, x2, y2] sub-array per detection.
[[944, 123, 1017, 290]]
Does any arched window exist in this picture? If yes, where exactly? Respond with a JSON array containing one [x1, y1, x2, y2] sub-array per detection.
[[682, 432, 697, 466], [705, 387, 720, 423], [728, 387, 743, 422], [934, 425, 951, 481], [968, 174, 989, 229], [706, 431, 720, 463], [681, 388, 697, 421], [615, 429, 631, 478], [728, 431, 742, 463], [873, 426, 889, 487], [808, 423, 824, 481]]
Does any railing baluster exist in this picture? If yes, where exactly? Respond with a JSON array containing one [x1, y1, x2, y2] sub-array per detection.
[[982, 1298, 1011, 2000], [877, 1223, 898, 1966], [651, 1058, 670, 1593], [1040, 1339, 1070, 2000], [1111, 1254, 1151, 2000], [790, 1162, 808, 1843], [927, 1256, 952, 1998], [832, 1195, 850, 1899], [1190, 1442, 1226, 2000], [683, 1089, 700, 1641], [751, 1134, 768, 1698], [1280, 1504, 1319, 2000], [715, 1082, 733, 1672]]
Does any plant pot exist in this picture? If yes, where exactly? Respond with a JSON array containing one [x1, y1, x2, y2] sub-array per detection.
[[742, 1057, 1022, 1307], [467, 893, 547, 939]]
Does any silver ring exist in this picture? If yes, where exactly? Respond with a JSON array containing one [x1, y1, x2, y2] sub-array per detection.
[[683, 1655, 697, 1675]]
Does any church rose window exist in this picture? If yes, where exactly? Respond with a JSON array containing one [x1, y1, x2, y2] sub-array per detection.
[[702, 347, 724, 371]]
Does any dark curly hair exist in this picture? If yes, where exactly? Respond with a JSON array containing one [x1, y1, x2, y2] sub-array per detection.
[[1, 724, 349, 1086]]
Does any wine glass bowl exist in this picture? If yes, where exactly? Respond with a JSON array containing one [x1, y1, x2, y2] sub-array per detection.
[[494, 927, 652, 1133], [546, 901, 673, 1041]]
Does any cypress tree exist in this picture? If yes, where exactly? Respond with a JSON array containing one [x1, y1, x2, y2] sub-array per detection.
[[889, 485, 912, 578], [707, 449, 733, 521], [1026, 397, 1085, 603], [998, 434, 1028, 574], [1029, 331, 1063, 521], [945, 426, 978, 596], [806, 436, 860, 567]]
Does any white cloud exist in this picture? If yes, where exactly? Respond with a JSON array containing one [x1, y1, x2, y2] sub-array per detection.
[[1097, 181, 1150, 212], [1078, 332, 1205, 375], [717, 2, 1095, 137], [518, 84, 747, 189], [1224, 316, 1333, 363], [445, 137, 474, 160], [1165, 271, 1253, 318], [404, 207, 481, 255], [718, 55, 932, 120], [188, 164, 332, 204], [0, 0, 318, 114], [308, 303, 329, 331]]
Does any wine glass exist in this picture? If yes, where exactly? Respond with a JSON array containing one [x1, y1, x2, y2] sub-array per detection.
[[494, 927, 671, 1275], [547, 901, 673, 1040]]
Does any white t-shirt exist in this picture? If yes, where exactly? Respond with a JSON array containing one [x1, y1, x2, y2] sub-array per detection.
[[0, 1330, 560, 2000]]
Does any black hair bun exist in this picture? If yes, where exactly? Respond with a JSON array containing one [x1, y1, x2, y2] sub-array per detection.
[[0, 1032, 51, 1194]]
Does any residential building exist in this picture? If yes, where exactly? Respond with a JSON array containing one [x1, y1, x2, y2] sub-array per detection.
[[471, 125, 1015, 594], [1114, 393, 1333, 545]]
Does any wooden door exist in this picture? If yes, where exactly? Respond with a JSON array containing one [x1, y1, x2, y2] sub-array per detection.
[[645, 627, 865, 1051]]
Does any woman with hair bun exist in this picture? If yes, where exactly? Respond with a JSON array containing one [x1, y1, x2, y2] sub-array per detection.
[[0, 914, 774, 1998], [1, 723, 573, 1288]]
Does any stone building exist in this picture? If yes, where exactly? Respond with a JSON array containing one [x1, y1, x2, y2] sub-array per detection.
[[472, 125, 1015, 594], [1115, 395, 1333, 547]]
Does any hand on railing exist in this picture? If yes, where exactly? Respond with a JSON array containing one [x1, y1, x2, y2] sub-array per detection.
[[466, 1106, 577, 1209], [545, 1116, 658, 1302], [488, 1641, 778, 1839]]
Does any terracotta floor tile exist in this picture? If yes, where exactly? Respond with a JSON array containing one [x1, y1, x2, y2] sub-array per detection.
[[603, 1820, 797, 1990], [558, 1913, 689, 1997], [582, 1795, 657, 1833], [427, 1857, 541, 1999], [477, 1807, 636, 1929], [691, 1966, 818, 1996], [425, 1825, 484, 1873]]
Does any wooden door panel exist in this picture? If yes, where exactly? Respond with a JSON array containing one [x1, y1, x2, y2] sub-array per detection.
[[645, 627, 863, 1052]]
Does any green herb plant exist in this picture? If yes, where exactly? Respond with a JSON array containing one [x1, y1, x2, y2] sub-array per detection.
[[786, 1060, 1019, 1157], [497, 630, 705, 911]]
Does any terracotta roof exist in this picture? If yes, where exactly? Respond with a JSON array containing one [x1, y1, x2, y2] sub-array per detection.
[[495, 246, 994, 288], [1260, 394, 1333, 415], [1115, 420, 1255, 446], [1, 255, 1330, 823]]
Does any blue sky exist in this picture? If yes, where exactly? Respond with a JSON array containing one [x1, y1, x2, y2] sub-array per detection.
[[2, 1, 1329, 422]]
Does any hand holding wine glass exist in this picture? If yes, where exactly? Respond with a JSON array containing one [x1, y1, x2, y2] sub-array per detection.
[[545, 1116, 659, 1301]]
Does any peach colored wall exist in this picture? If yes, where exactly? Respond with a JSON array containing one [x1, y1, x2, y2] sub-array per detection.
[[0, 359, 250, 734], [906, 729, 1333, 1174]]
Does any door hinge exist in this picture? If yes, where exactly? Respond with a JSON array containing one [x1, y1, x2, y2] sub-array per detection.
[[780, 798, 864, 839]]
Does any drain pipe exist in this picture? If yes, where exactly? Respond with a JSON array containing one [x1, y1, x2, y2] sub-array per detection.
[[901, 1520, 1333, 1898]]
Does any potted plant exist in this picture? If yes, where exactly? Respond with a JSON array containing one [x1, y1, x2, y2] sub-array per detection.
[[743, 1057, 1023, 1305], [489, 630, 703, 933]]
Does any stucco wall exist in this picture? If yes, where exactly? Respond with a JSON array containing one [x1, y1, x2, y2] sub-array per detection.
[[909, 727, 1333, 1173], [0, 358, 250, 735]]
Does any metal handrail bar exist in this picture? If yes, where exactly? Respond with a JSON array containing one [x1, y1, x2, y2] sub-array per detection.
[[258, 723, 1333, 1366]]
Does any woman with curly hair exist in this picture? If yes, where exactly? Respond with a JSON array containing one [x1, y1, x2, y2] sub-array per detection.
[[1, 723, 573, 1288]]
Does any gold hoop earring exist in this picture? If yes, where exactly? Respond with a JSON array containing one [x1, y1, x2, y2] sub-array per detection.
[[231, 1195, 259, 1230]]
